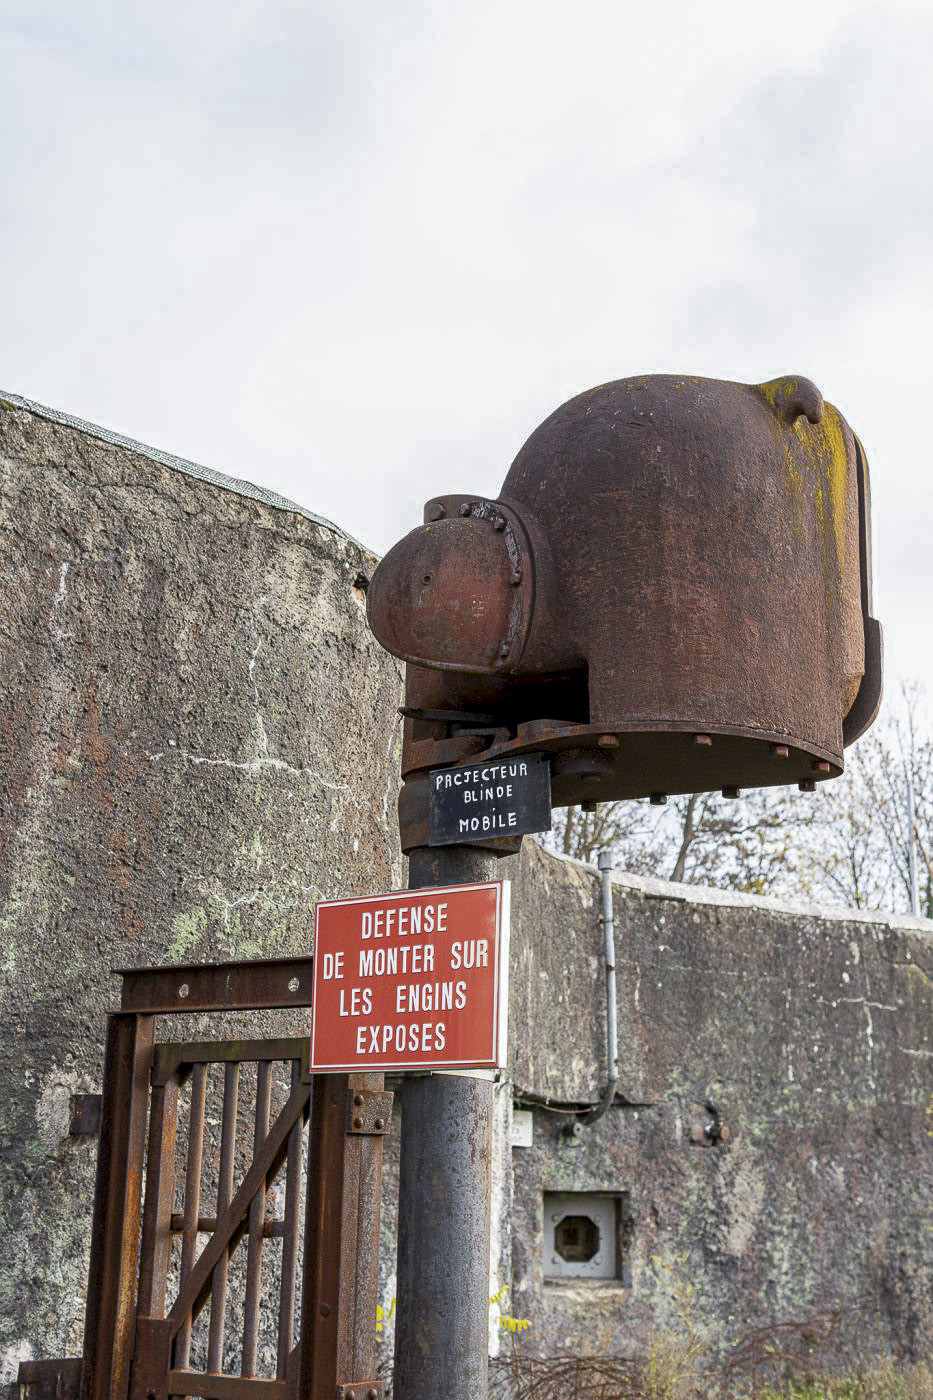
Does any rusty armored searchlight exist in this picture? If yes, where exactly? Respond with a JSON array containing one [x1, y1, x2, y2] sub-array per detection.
[[368, 372, 882, 851]]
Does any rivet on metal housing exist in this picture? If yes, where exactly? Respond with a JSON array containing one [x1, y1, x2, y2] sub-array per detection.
[[427, 503, 446, 521], [650, 793, 667, 805], [374, 1117, 386, 1130], [353, 1116, 364, 1129], [354, 1093, 365, 1106], [799, 780, 816, 792], [722, 786, 740, 799], [693, 734, 713, 747], [770, 744, 790, 758], [813, 760, 831, 774], [458, 502, 472, 516]]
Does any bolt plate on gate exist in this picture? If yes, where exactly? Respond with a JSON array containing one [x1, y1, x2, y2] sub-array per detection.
[[347, 1089, 393, 1135], [336, 1384, 383, 1399], [68, 1093, 102, 1135]]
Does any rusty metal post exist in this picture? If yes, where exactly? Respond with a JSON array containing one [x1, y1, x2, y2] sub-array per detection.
[[301, 1071, 392, 1400], [80, 1011, 154, 1400], [393, 845, 497, 1400]]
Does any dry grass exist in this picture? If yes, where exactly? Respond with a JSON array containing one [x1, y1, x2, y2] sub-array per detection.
[[385, 1262, 930, 1399], [488, 1273, 929, 1400], [488, 1356, 933, 1400]]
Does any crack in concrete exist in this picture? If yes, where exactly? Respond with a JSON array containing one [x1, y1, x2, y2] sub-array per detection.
[[145, 747, 350, 790]]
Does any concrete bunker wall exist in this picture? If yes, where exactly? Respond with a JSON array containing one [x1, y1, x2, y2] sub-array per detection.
[[1, 395, 930, 1382], [506, 842, 931, 1361], [0, 396, 405, 1379]]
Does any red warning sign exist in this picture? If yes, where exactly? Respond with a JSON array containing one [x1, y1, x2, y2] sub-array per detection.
[[309, 881, 510, 1072]]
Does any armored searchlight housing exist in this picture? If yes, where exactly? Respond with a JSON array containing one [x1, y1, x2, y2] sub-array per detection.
[[367, 373, 882, 853]]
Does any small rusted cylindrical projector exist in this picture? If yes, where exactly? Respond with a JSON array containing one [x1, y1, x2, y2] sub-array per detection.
[[368, 374, 881, 847]]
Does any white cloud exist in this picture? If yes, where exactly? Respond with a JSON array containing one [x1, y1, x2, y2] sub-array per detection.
[[2, 0, 930, 701]]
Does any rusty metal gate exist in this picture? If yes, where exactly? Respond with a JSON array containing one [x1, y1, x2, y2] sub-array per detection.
[[19, 956, 390, 1400]]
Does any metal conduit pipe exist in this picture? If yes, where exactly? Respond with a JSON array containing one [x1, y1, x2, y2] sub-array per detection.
[[578, 849, 619, 1127]]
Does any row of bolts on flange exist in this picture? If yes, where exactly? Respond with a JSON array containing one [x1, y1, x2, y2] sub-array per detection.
[[579, 731, 831, 812]]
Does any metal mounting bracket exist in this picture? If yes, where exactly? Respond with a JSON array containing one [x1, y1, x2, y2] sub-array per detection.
[[68, 1094, 103, 1136], [347, 1089, 393, 1135]]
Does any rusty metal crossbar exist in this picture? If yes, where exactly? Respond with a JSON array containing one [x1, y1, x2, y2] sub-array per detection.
[[22, 956, 389, 1400]]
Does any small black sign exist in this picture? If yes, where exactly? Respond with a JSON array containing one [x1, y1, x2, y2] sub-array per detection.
[[429, 752, 552, 846]]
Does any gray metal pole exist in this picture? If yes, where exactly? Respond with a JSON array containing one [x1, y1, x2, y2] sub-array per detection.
[[393, 843, 498, 1400], [580, 848, 618, 1125]]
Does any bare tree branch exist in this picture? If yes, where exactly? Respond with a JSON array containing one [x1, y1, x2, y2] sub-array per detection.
[[546, 684, 931, 918]]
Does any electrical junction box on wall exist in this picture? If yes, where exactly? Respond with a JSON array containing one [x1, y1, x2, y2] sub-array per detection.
[[543, 1192, 624, 1281]]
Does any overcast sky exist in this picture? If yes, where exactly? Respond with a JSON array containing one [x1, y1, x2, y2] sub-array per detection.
[[3, 0, 931, 704]]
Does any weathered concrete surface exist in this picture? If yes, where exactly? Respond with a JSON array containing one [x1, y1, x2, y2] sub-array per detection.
[[0, 397, 404, 1380], [504, 841, 933, 1365]]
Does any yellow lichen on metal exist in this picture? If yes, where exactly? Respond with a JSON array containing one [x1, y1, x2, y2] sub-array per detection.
[[811, 402, 850, 572], [755, 380, 850, 598], [755, 378, 807, 532]]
